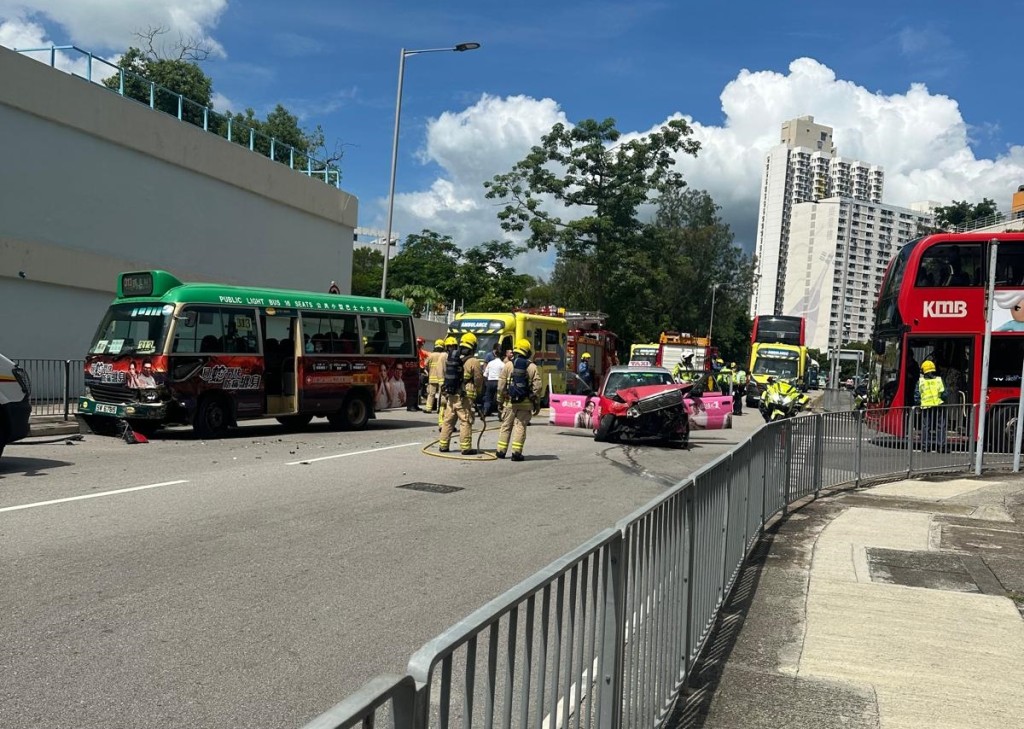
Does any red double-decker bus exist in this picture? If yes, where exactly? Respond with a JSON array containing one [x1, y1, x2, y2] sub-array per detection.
[[750, 315, 805, 346], [871, 232, 1024, 447]]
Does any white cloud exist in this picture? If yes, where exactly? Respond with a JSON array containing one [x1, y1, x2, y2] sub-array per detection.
[[0, 17, 100, 78], [381, 94, 568, 275], [378, 57, 1024, 279], [0, 0, 228, 56]]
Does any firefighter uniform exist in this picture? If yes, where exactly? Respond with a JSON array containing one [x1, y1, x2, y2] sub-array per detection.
[[496, 339, 543, 461], [437, 336, 458, 427], [425, 339, 446, 412], [439, 333, 484, 454]]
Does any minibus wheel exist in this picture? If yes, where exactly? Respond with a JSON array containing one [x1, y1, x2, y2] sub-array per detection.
[[330, 392, 370, 431], [194, 395, 230, 439], [276, 414, 313, 431]]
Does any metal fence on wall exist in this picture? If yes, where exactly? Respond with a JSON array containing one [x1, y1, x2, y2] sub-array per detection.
[[14, 359, 85, 419], [302, 401, 1015, 729], [13, 45, 343, 187]]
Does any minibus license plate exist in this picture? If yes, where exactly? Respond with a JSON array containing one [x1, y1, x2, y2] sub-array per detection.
[[96, 403, 119, 415]]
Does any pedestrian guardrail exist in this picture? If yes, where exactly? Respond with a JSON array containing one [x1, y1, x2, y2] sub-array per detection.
[[11, 45, 342, 187], [302, 401, 1012, 729], [14, 358, 84, 420]]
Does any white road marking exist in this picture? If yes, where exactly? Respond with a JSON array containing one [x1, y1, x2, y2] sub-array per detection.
[[0, 480, 190, 514], [286, 442, 421, 466]]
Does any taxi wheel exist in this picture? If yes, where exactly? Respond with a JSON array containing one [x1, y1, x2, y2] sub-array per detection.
[[194, 396, 230, 439], [594, 414, 617, 443]]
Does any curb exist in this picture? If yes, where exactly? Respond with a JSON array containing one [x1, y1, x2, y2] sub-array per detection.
[[28, 421, 82, 437]]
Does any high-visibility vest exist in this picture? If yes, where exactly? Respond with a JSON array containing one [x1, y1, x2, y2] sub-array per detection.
[[918, 376, 945, 408], [719, 367, 733, 384], [735, 370, 747, 386]]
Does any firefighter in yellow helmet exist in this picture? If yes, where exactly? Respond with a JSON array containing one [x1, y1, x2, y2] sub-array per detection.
[[496, 338, 543, 461], [425, 338, 446, 413], [437, 335, 459, 427], [439, 332, 484, 454]]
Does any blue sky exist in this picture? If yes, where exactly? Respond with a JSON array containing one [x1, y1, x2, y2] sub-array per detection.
[[3, 0, 1023, 268]]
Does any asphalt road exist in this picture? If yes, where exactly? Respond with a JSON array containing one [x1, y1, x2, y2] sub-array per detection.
[[0, 408, 764, 729]]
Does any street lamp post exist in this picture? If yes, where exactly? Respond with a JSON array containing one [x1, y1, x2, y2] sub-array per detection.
[[708, 283, 720, 345], [380, 42, 480, 299]]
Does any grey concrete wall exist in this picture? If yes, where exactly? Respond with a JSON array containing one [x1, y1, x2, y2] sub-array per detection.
[[0, 45, 358, 361]]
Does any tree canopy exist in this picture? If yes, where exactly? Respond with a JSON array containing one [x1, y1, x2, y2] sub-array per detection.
[[483, 117, 753, 360], [931, 198, 1000, 230]]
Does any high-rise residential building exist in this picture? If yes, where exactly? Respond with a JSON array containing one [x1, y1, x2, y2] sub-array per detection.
[[749, 116, 884, 317], [782, 198, 933, 352]]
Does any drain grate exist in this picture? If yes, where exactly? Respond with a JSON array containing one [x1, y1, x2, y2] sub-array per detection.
[[397, 482, 464, 494]]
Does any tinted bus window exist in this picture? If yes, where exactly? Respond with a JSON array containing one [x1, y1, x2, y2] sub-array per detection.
[[996, 241, 1024, 286], [359, 316, 413, 355], [752, 316, 802, 345], [303, 313, 359, 354], [915, 243, 983, 287], [989, 338, 1024, 387], [173, 307, 258, 353]]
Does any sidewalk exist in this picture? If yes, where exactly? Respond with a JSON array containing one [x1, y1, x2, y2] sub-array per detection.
[[673, 473, 1024, 729]]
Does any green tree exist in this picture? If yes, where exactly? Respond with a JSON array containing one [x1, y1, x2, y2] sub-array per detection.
[[485, 117, 699, 257], [390, 284, 445, 317], [104, 45, 213, 127], [929, 198, 1001, 231], [351, 247, 384, 297], [485, 117, 700, 347], [386, 230, 463, 300], [645, 187, 755, 361]]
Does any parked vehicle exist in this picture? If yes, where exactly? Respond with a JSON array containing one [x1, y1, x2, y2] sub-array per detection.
[[0, 353, 32, 458]]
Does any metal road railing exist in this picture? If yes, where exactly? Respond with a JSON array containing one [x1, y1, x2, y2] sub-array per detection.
[[302, 401, 1017, 729], [11, 45, 342, 187], [14, 359, 85, 420]]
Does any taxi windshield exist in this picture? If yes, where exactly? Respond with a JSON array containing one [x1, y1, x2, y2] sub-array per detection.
[[603, 370, 673, 396]]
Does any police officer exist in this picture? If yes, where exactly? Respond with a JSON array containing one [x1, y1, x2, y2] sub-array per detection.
[[718, 360, 734, 395], [915, 359, 947, 452], [731, 363, 746, 415], [425, 339, 446, 413], [496, 338, 542, 462], [577, 352, 594, 390], [672, 353, 695, 382], [439, 333, 484, 455]]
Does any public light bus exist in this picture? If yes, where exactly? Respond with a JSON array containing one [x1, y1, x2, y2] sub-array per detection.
[[448, 309, 568, 400], [871, 232, 1024, 447], [77, 271, 419, 438]]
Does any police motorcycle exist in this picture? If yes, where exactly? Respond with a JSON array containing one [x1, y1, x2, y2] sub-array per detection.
[[758, 377, 809, 422]]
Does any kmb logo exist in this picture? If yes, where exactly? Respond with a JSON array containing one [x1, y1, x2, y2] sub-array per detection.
[[923, 300, 967, 318]]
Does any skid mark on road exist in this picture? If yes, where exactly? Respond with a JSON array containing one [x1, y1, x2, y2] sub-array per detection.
[[0, 480, 190, 514]]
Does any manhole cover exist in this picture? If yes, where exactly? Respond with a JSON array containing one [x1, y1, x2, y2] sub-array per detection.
[[397, 482, 464, 494]]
